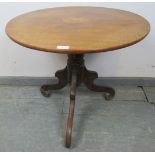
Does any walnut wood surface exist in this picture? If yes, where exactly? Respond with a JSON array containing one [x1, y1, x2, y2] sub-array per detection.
[[6, 6, 150, 54]]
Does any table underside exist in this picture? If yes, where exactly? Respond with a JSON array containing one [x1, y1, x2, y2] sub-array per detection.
[[40, 54, 115, 148]]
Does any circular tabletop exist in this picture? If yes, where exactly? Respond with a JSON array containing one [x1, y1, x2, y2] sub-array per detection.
[[6, 6, 150, 54]]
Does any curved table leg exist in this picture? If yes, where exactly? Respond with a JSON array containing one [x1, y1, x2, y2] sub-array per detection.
[[40, 67, 68, 97], [65, 70, 77, 148], [83, 68, 115, 100], [40, 54, 115, 148]]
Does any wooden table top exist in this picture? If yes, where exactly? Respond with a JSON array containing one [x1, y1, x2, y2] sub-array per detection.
[[6, 7, 150, 54]]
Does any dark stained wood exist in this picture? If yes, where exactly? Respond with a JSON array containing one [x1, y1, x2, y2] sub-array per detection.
[[6, 7, 150, 54], [40, 54, 115, 148]]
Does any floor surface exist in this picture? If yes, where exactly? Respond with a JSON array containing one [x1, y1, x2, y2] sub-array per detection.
[[0, 85, 155, 152]]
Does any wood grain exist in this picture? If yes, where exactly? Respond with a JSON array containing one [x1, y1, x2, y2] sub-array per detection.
[[6, 6, 150, 54]]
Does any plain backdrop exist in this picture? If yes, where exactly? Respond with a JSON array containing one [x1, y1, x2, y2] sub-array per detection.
[[0, 2, 154, 77]]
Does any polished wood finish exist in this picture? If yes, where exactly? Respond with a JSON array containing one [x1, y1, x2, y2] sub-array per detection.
[[5, 7, 150, 148], [6, 7, 150, 54]]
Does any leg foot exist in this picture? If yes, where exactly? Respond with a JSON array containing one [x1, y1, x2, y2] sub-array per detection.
[[104, 92, 114, 101], [83, 68, 115, 100], [40, 86, 51, 97], [65, 70, 77, 148], [40, 67, 68, 97]]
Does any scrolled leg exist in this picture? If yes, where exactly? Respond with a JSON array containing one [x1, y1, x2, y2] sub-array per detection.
[[65, 70, 77, 148], [83, 68, 115, 100], [40, 67, 68, 97], [40, 54, 115, 148]]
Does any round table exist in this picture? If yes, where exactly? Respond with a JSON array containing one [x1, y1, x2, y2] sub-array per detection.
[[6, 6, 150, 148]]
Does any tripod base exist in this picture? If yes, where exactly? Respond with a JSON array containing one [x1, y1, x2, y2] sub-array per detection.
[[40, 54, 115, 148]]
